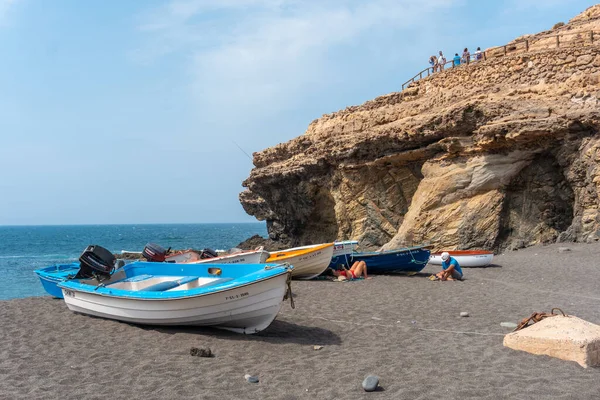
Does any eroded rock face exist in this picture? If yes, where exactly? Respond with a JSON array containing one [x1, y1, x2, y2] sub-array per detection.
[[240, 8, 600, 251]]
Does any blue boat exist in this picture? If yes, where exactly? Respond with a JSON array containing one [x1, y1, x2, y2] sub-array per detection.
[[34, 263, 81, 298], [331, 245, 431, 274], [58, 261, 294, 334]]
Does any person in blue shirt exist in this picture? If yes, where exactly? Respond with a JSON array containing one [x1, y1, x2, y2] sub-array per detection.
[[453, 53, 461, 67], [435, 252, 463, 281]]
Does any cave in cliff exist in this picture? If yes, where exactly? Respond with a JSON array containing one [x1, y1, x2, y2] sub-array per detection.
[[496, 152, 575, 251]]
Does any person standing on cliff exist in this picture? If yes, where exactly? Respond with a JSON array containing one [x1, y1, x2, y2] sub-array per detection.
[[474, 47, 483, 61], [429, 55, 437, 72], [462, 47, 471, 65], [453, 53, 461, 67], [438, 51, 446, 71]]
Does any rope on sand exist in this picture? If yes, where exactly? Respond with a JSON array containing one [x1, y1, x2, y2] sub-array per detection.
[[479, 278, 600, 301], [303, 316, 505, 336]]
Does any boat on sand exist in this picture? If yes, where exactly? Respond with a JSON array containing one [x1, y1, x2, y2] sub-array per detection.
[[267, 243, 334, 280], [428, 250, 494, 267], [165, 248, 269, 264], [345, 246, 431, 274], [59, 260, 294, 334], [289, 240, 359, 269], [34, 263, 82, 298]]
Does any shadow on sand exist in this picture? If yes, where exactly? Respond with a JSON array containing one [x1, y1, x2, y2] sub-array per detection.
[[136, 319, 342, 345]]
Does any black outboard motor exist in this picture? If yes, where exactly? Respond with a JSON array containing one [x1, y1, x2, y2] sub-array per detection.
[[76, 245, 116, 279], [142, 243, 168, 262], [200, 248, 219, 259]]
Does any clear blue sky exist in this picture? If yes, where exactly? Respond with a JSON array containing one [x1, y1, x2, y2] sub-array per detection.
[[0, 0, 596, 225]]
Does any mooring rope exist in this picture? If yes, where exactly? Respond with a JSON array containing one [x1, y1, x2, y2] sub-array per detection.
[[479, 277, 600, 301]]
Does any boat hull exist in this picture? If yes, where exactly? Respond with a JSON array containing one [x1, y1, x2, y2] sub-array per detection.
[[428, 251, 494, 267], [267, 243, 334, 280], [34, 263, 81, 298], [59, 263, 292, 334], [349, 246, 431, 274], [329, 241, 360, 268]]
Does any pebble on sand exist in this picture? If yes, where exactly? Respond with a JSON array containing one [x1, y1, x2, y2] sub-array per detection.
[[313, 345, 323, 350], [501, 322, 518, 329], [558, 247, 571, 253], [460, 312, 469, 317], [244, 374, 259, 383], [362, 375, 379, 392]]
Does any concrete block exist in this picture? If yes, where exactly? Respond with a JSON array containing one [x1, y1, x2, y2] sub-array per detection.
[[503, 316, 600, 368]]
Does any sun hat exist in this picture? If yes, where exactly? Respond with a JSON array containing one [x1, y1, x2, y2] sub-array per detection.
[[441, 252, 450, 261]]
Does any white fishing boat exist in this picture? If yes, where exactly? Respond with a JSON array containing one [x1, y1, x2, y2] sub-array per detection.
[[58, 260, 293, 334], [428, 250, 494, 267], [266, 243, 334, 280], [166, 247, 270, 265], [286, 240, 359, 269]]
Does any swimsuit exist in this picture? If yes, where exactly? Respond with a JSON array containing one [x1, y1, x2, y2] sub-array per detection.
[[340, 270, 357, 279]]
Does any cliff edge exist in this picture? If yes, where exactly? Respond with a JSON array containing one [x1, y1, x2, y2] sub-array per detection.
[[240, 6, 600, 251]]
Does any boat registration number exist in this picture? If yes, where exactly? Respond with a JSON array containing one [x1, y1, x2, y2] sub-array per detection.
[[226, 292, 249, 301], [64, 289, 75, 298]]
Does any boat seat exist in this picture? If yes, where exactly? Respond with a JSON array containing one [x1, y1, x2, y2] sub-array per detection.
[[195, 277, 234, 288], [119, 274, 154, 283], [142, 276, 200, 292]]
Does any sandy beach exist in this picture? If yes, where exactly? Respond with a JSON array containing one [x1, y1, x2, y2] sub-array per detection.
[[2, 242, 600, 399]]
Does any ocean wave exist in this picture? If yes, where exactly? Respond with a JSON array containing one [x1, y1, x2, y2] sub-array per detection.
[[0, 254, 77, 260]]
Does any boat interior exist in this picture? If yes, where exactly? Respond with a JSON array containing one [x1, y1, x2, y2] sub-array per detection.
[[107, 275, 232, 292], [72, 262, 285, 293]]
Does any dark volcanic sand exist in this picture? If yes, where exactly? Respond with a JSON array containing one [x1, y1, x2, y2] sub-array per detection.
[[1, 242, 599, 399]]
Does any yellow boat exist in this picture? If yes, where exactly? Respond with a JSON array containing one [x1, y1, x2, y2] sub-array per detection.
[[266, 243, 334, 280]]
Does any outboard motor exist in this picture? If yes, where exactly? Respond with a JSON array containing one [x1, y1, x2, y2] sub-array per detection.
[[142, 243, 168, 262], [200, 248, 219, 259], [76, 245, 116, 279]]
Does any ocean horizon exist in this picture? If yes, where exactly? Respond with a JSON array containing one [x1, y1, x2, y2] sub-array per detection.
[[0, 223, 267, 300]]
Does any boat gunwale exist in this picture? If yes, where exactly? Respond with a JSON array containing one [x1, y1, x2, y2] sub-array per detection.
[[266, 243, 334, 262], [34, 264, 80, 281], [351, 246, 430, 258], [58, 265, 291, 301], [167, 248, 268, 263], [430, 250, 494, 256]]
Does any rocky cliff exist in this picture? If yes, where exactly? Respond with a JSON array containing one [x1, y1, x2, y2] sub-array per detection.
[[239, 6, 600, 252]]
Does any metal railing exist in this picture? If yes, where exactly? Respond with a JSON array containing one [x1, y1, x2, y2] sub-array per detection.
[[401, 29, 598, 91]]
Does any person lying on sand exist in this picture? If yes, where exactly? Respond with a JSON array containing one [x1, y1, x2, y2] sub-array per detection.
[[331, 261, 369, 281], [435, 252, 463, 281]]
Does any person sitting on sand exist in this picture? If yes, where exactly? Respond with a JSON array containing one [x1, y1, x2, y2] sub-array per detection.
[[435, 252, 463, 281], [331, 260, 368, 281]]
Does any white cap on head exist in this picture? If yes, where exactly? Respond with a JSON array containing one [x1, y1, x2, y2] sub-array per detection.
[[441, 252, 450, 261]]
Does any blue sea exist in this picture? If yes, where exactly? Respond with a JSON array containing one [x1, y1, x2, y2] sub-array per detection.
[[0, 223, 267, 300]]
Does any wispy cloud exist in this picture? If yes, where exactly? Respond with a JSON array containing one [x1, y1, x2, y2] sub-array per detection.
[[135, 0, 462, 123]]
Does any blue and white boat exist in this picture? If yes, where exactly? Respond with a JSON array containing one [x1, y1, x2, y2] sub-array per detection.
[[333, 245, 431, 274], [58, 261, 294, 334], [34, 263, 82, 298], [328, 240, 359, 268], [283, 240, 359, 270]]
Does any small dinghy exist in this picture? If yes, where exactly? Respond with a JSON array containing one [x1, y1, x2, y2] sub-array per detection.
[[267, 243, 334, 280], [34, 245, 127, 299], [34, 263, 82, 298], [58, 246, 293, 334], [428, 250, 494, 267]]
